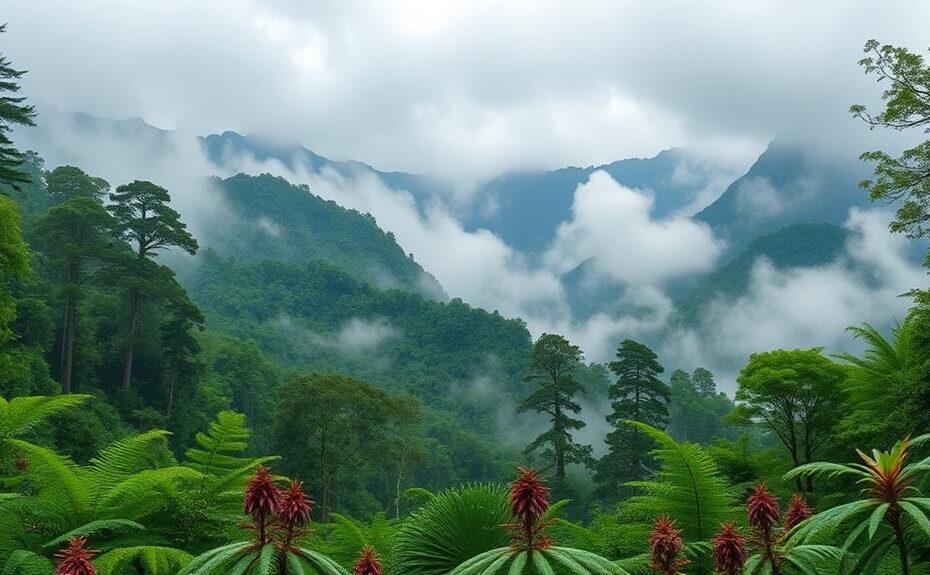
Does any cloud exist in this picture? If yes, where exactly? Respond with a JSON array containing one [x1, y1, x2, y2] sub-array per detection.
[[545, 171, 723, 285], [274, 315, 400, 356], [6, 1, 929, 181], [661, 208, 926, 391]]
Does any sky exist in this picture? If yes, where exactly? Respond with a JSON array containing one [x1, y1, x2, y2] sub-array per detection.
[[5, 1, 930, 395], [6, 0, 929, 180]]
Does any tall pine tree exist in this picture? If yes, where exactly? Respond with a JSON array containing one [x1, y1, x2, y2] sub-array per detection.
[[108, 180, 198, 390], [0, 24, 36, 191], [595, 339, 670, 500], [518, 333, 593, 481]]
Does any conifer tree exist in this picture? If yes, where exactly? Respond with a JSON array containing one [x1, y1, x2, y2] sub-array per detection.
[[595, 339, 670, 499], [518, 334, 593, 481], [0, 24, 36, 190]]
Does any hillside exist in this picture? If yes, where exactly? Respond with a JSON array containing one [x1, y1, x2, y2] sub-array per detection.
[[198, 173, 445, 297]]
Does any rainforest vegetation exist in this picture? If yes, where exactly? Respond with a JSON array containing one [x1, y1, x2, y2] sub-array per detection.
[[5, 23, 930, 575]]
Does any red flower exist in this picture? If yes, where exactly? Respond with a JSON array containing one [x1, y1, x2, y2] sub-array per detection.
[[244, 465, 281, 521], [712, 523, 748, 575], [278, 479, 313, 530], [784, 493, 812, 530], [54, 537, 98, 575], [649, 515, 688, 574], [353, 545, 383, 575], [510, 467, 549, 523], [747, 483, 780, 533]]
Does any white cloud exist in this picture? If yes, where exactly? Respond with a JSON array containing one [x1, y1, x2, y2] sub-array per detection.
[[545, 171, 723, 285], [662, 209, 926, 391], [6, 0, 928, 181]]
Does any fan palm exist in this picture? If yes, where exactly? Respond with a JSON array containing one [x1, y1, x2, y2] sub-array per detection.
[[446, 468, 629, 575], [784, 434, 930, 574]]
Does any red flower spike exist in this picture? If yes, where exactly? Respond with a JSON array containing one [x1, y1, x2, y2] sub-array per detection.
[[354, 545, 383, 575], [510, 467, 549, 523], [784, 493, 812, 530], [649, 515, 688, 574], [244, 465, 281, 520], [712, 523, 748, 575], [279, 479, 313, 529], [747, 483, 780, 533], [54, 537, 98, 575]]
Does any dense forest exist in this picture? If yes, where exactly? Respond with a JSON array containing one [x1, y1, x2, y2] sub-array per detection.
[[4, 22, 930, 575]]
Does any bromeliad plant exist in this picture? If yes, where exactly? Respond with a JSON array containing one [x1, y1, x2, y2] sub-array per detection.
[[784, 434, 930, 574], [179, 466, 347, 575], [448, 467, 628, 575], [709, 485, 839, 575]]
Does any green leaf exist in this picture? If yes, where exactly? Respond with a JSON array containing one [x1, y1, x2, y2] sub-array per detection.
[[868, 503, 889, 540]]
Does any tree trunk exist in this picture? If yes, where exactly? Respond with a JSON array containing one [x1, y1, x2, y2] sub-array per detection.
[[891, 510, 910, 575], [395, 434, 407, 518], [121, 290, 140, 391], [61, 295, 76, 393], [554, 386, 565, 480], [165, 370, 177, 418]]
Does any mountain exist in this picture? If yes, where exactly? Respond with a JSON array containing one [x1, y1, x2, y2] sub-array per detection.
[[695, 140, 872, 248], [463, 149, 719, 254], [673, 222, 850, 324], [199, 173, 445, 297]]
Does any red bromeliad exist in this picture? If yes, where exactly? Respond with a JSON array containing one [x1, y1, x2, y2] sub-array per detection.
[[278, 479, 313, 530], [747, 483, 780, 534], [54, 537, 98, 575], [505, 467, 553, 551], [353, 545, 383, 575], [649, 515, 688, 575], [244, 465, 281, 544], [747, 483, 783, 574], [784, 494, 812, 531], [712, 522, 747, 575]]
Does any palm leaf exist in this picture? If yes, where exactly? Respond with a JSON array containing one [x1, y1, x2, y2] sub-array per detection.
[[95, 546, 194, 575]]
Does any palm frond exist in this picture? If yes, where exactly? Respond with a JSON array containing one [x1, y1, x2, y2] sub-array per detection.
[[95, 546, 194, 575], [391, 484, 510, 575]]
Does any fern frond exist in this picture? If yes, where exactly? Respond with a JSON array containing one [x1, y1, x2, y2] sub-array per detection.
[[185, 411, 254, 476], [622, 422, 736, 542], [88, 430, 176, 493], [0, 395, 91, 439]]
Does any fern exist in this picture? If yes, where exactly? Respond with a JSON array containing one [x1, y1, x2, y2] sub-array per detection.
[[0, 394, 91, 440], [621, 422, 737, 541], [186, 411, 254, 476], [311, 512, 398, 568], [1, 550, 53, 575]]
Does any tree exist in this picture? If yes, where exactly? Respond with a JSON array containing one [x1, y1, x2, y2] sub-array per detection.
[[0, 24, 36, 190], [273, 373, 392, 520], [33, 171, 114, 393], [850, 40, 930, 240], [160, 294, 204, 418], [383, 394, 424, 518], [517, 333, 593, 481], [0, 193, 29, 344], [45, 165, 109, 203], [668, 368, 734, 444], [107, 180, 198, 390], [731, 348, 846, 492], [596, 340, 669, 499]]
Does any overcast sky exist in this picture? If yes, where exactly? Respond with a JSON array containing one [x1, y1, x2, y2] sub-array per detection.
[[6, 0, 930, 180]]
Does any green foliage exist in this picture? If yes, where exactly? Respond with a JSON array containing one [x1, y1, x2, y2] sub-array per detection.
[[0, 24, 36, 190], [851, 40, 930, 239], [0, 394, 91, 440], [95, 546, 194, 575], [518, 334, 593, 479], [667, 368, 734, 444], [785, 434, 930, 574], [596, 340, 669, 499], [732, 347, 847, 492], [391, 484, 510, 575], [448, 545, 629, 575]]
